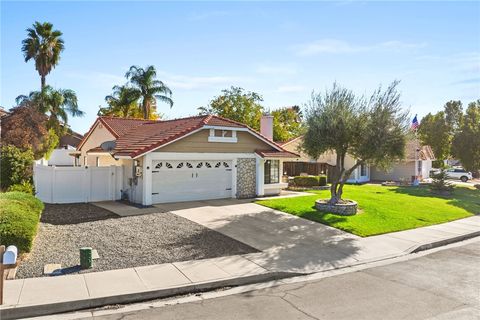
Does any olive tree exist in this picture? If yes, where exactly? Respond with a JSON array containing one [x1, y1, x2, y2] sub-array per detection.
[[303, 81, 409, 204]]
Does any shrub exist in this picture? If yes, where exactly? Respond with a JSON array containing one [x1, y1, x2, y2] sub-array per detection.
[[0, 145, 34, 190], [430, 170, 454, 195], [293, 176, 320, 187], [7, 181, 34, 194], [319, 175, 327, 186], [474, 184, 480, 190], [0, 192, 44, 252]]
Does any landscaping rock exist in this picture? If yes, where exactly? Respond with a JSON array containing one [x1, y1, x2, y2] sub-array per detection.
[[315, 199, 358, 216]]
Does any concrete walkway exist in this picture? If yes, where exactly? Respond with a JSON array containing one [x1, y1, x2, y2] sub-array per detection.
[[1, 199, 479, 319]]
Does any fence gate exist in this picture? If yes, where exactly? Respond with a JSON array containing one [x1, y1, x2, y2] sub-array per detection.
[[33, 164, 123, 203]]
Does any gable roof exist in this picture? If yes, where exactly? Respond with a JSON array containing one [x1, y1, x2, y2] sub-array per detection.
[[81, 115, 299, 159]]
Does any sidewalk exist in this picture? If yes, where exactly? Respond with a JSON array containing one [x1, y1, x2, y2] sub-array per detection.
[[1, 214, 479, 319]]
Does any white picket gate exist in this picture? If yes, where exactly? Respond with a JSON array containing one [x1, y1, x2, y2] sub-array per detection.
[[33, 164, 123, 203]]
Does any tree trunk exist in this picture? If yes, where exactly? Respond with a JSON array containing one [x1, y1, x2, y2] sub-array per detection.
[[41, 75, 46, 90], [142, 99, 149, 119]]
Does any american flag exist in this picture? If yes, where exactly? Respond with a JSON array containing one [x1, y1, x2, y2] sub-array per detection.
[[411, 114, 419, 131]]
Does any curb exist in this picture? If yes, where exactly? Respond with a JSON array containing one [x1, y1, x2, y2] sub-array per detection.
[[0, 271, 301, 320], [411, 231, 480, 253]]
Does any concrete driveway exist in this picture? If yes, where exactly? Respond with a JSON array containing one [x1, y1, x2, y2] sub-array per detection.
[[154, 198, 422, 273]]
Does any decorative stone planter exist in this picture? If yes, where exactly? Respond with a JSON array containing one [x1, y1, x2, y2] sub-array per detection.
[[315, 199, 358, 216]]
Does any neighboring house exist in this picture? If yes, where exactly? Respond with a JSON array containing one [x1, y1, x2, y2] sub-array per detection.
[[281, 136, 434, 183], [370, 140, 435, 182], [75, 115, 298, 205], [45, 129, 84, 166], [281, 136, 370, 184]]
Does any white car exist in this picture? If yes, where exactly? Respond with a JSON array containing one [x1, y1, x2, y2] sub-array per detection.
[[446, 168, 473, 182]]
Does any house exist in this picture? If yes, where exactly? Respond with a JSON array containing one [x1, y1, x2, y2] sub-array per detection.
[[281, 136, 370, 184], [370, 140, 435, 182], [74, 115, 298, 205], [47, 129, 84, 166], [281, 136, 434, 183]]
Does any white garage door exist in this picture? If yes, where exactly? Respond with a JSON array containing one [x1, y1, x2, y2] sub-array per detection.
[[152, 160, 233, 203]]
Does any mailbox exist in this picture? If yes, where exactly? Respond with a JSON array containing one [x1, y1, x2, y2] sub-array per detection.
[[3, 246, 17, 265]]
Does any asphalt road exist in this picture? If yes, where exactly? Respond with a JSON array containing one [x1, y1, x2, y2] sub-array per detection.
[[90, 241, 480, 320]]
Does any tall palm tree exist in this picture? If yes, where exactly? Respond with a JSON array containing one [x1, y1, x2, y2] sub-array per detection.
[[99, 85, 142, 118], [126, 65, 173, 119], [16, 86, 84, 135], [21, 21, 65, 89]]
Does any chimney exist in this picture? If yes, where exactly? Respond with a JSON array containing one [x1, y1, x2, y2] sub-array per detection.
[[260, 115, 274, 141]]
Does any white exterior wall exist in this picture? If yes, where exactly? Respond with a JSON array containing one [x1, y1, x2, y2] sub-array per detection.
[[48, 147, 76, 166]]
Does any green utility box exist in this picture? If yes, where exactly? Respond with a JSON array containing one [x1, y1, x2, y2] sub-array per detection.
[[80, 247, 93, 269]]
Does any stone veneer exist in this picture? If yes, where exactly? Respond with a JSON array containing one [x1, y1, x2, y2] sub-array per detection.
[[236, 158, 256, 198], [315, 199, 358, 216]]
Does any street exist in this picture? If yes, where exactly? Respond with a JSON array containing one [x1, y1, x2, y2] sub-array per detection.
[[86, 240, 479, 320]]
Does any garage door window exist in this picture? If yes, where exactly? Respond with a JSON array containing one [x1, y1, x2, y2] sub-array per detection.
[[264, 160, 279, 184]]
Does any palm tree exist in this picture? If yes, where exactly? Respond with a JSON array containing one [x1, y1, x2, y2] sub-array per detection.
[[99, 85, 142, 118], [126, 65, 173, 119], [16, 86, 84, 135], [21, 21, 65, 89]]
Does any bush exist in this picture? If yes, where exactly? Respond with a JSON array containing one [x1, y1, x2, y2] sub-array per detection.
[[319, 175, 327, 186], [430, 170, 454, 195], [474, 184, 480, 190], [293, 176, 320, 187], [7, 181, 34, 194], [0, 145, 34, 190], [0, 192, 44, 252]]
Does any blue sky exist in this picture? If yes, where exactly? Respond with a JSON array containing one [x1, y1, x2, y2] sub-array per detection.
[[1, 1, 479, 134]]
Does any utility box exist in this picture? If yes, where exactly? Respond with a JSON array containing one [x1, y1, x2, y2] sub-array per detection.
[[80, 247, 93, 269]]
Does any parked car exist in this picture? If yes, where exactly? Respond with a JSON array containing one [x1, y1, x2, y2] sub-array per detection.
[[445, 168, 473, 182]]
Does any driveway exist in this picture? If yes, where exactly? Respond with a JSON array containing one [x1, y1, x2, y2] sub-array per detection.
[[154, 198, 421, 273]]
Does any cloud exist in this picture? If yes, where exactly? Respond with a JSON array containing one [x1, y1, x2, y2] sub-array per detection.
[[450, 77, 480, 85], [156, 71, 248, 90], [276, 85, 305, 93], [188, 10, 230, 21], [295, 39, 427, 56], [255, 64, 298, 75], [65, 71, 125, 88]]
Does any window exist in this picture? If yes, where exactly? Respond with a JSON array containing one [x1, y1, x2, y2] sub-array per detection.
[[417, 160, 422, 173], [208, 129, 238, 143], [264, 160, 280, 184], [360, 164, 367, 176]]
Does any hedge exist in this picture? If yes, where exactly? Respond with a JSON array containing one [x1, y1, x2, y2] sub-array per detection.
[[0, 192, 44, 253], [293, 175, 328, 187]]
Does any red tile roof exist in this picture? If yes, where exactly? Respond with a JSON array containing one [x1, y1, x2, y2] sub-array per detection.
[[82, 115, 295, 158]]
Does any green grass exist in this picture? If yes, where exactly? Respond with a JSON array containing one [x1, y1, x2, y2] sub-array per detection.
[[0, 192, 44, 252], [256, 184, 479, 237]]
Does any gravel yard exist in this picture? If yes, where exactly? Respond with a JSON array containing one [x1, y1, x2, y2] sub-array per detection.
[[17, 204, 257, 278]]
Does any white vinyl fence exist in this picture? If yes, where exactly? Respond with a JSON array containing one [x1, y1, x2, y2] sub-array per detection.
[[34, 164, 123, 203]]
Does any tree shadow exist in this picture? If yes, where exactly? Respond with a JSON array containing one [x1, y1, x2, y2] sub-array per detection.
[[169, 208, 361, 274], [41, 203, 120, 225], [390, 186, 480, 215]]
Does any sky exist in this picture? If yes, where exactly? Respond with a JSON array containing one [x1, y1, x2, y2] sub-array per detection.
[[1, 1, 479, 134]]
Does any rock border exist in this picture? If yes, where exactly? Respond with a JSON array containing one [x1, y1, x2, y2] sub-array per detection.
[[315, 199, 358, 216]]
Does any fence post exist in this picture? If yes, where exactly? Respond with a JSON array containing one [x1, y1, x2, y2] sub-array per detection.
[[51, 166, 56, 203]]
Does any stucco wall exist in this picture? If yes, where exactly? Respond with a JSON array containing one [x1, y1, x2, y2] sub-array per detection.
[[282, 138, 336, 165], [79, 122, 116, 166], [157, 129, 275, 153], [371, 161, 415, 181], [236, 158, 256, 198]]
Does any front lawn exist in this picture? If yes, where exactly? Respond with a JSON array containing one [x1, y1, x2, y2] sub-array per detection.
[[256, 184, 479, 237]]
